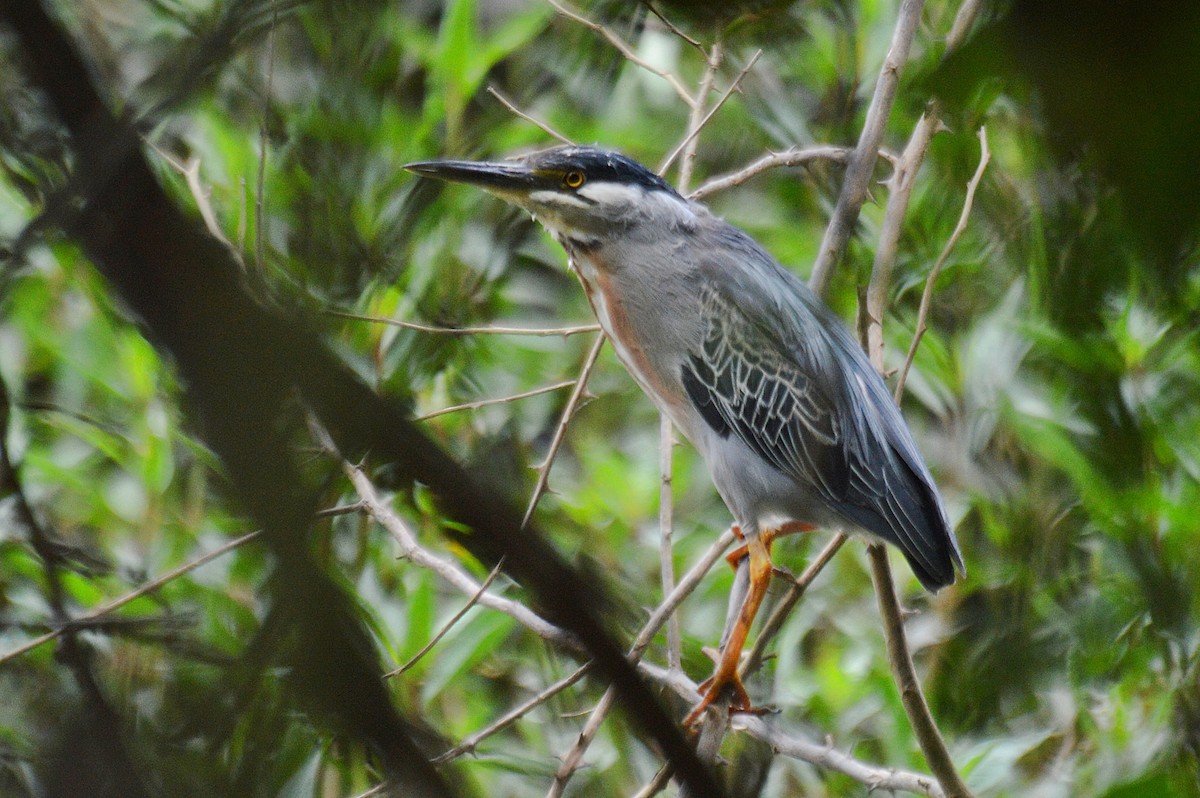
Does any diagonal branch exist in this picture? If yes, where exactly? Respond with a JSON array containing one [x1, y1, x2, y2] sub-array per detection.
[[689, 145, 854, 200], [895, 127, 990, 400], [522, 333, 605, 527], [544, 0, 696, 107], [808, 0, 927, 298], [415, 379, 575, 421]]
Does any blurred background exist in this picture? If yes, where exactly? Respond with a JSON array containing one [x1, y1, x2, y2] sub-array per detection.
[[0, 0, 1198, 795]]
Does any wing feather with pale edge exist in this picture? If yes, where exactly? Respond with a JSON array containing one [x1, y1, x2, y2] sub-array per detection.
[[679, 249, 963, 590]]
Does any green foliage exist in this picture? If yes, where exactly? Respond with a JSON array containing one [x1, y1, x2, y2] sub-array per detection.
[[1, 0, 1199, 796]]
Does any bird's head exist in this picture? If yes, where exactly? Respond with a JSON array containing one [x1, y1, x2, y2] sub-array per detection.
[[405, 146, 690, 248]]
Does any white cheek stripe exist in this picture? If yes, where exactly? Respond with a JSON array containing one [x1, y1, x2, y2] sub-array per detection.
[[577, 182, 645, 206], [529, 189, 593, 209]]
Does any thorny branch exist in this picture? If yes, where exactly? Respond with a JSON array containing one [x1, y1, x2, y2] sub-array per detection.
[[415, 379, 575, 421]]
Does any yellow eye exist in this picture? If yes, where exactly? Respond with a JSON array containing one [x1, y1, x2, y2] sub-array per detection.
[[563, 171, 586, 189]]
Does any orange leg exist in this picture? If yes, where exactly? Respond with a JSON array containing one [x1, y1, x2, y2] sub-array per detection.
[[723, 521, 815, 569], [682, 533, 774, 726]]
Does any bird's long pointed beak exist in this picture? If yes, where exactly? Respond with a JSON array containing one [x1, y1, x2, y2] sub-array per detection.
[[404, 159, 538, 194]]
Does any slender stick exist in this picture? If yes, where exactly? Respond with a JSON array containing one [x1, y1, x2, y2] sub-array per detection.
[[487, 85, 574, 145], [866, 111, 940, 363], [895, 127, 990, 400], [808, 0, 927, 298], [0, 529, 261, 666], [434, 664, 591, 763], [385, 558, 506, 678], [689, 145, 853, 200], [415, 380, 575, 421], [544, 0, 696, 107], [522, 334, 605, 528], [341, 458, 579, 651], [659, 48, 765, 177], [326, 310, 600, 337]]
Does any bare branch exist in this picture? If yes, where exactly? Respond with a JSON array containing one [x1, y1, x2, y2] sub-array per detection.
[[547, 689, 617, 798], [644, 3, 703, 51], [386, 558, 506, 678], [342, 458, 580, 652], [522, 333, 605, 527], [435, 664, 591, 763], [544, 0, 696, 107], [671, 38, 722, 190], [0, 529, 261, 666], [946, 0, 984, 51], [659, 49, 763, 179], [736, 715, 946, 797], [867, 546, 972, 797], [640, 663, 945, 796], [895, 127, 990, 400], [149, 145, 244, 267], [487, 85, 574, 145], [809, 0, 927, 298], [866, 110, 940, 365], [326, 310, 600, 337], [630, 764, 674, 798], [689, 145, 853, 200], [415, 380, 575, 421]]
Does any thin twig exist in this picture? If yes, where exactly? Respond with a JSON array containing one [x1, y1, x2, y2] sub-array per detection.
[[946, 0, 984, 51], [341, 457, 580, 652], [0, 529, 262, 666], [809, 0, 927, 298], [386, 558, 506, 678], [522, 333, 605, 527], [895, 127, 990, 400], [327, 310, 600, 337], [659, 49, 763, 178], [736, 715, 945, 797], [689, 145, 854, 200], [547, 690, 617, 798], [487, 86, 574, 145], [866, 110, 940, 365], [644, 3, 703, 51], [544, 0, 696, 107], [415, 380, 575, 421], [434, 664, 591, 763], [673, 38, 722, 190], [149, 146, 244, 267], [630, 764, 674, 798]]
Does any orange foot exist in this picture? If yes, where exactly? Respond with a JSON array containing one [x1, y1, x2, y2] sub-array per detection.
[[682, 533, 776, 727]]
